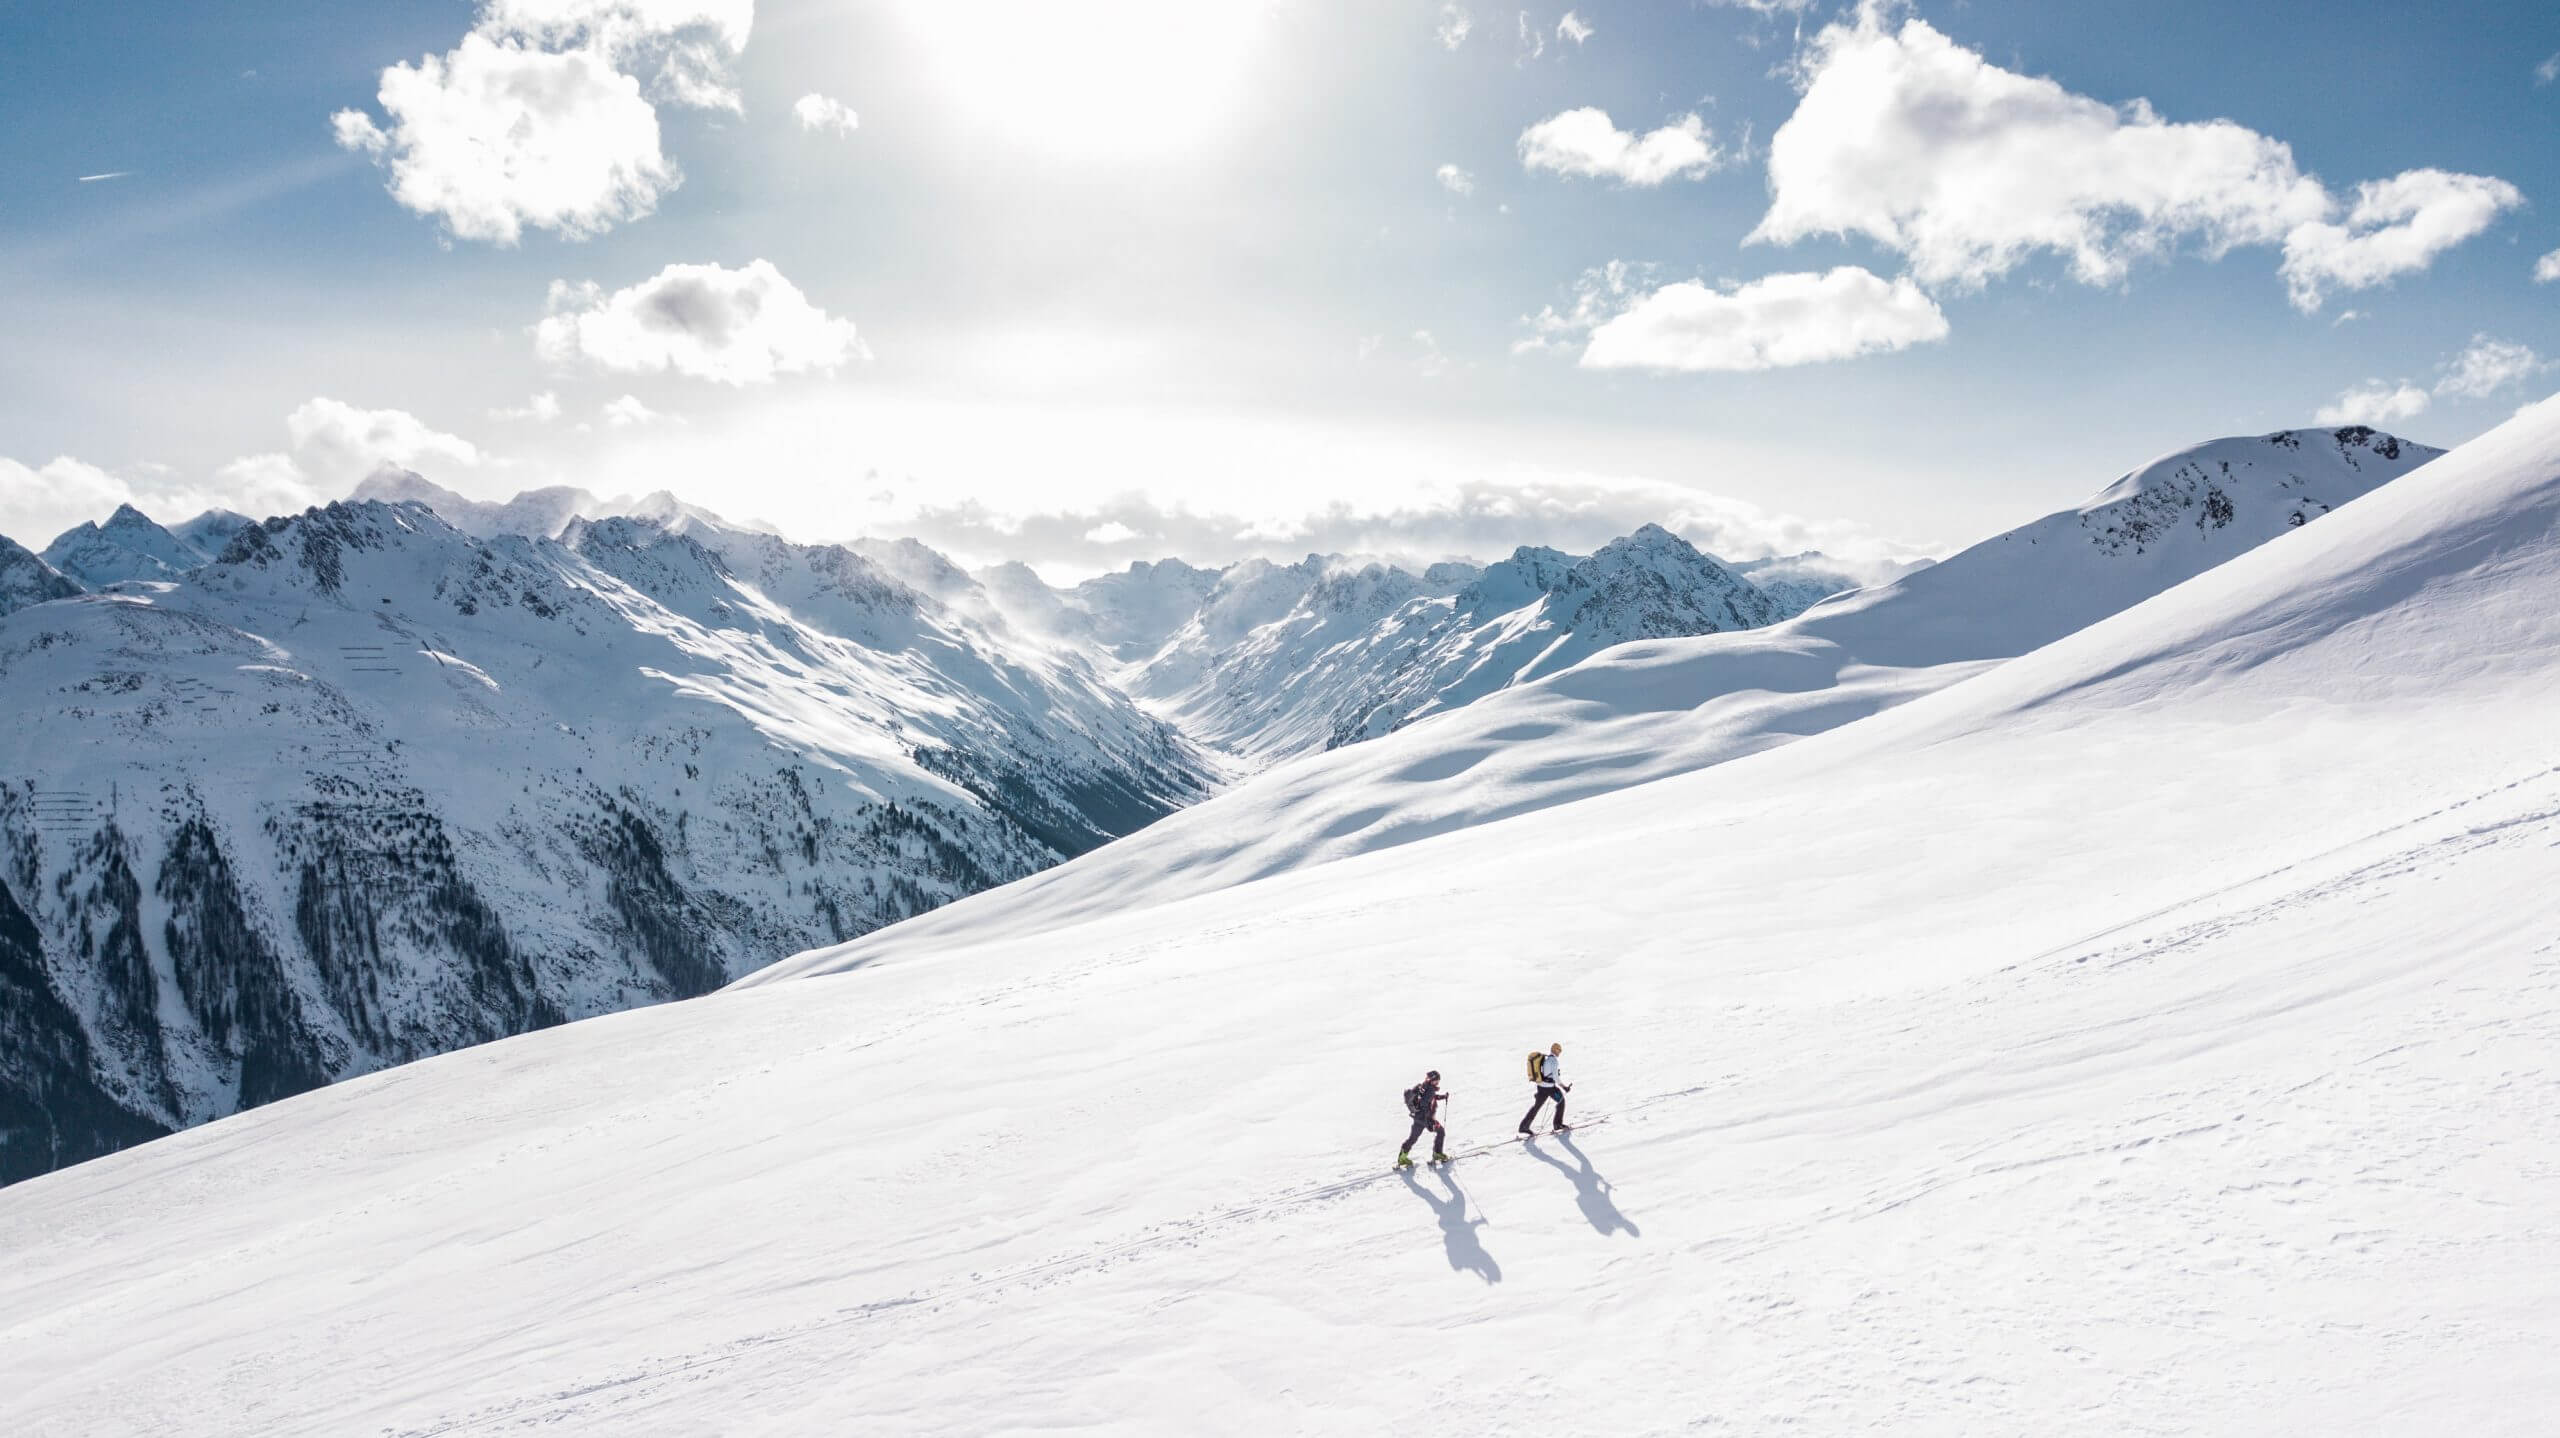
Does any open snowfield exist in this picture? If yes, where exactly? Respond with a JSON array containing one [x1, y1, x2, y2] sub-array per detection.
[[1, 404, 2556, 1434]]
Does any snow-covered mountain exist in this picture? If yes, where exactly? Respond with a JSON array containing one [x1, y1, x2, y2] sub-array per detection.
[[0, 498, 1213, 1183], [353, 474, 1858, 766], [38, 503, 230, 585], [1737, 548, 1930, 615], [0, 403, 2550, 1434], [1118, 525, 1789, 758], [346, 469, 752, 542], [0, 535, 82, 617], [754, 426, 2440, 970]]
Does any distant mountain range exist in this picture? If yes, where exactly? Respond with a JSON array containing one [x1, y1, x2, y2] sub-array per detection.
[[347, 469, 1909, 762], [0, 431, 2411, 1182], [756, 425, 2445, 978]]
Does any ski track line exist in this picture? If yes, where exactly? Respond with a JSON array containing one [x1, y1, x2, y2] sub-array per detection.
[[390, 768, 2560, 1435], [2006, 761, 2560, 977]]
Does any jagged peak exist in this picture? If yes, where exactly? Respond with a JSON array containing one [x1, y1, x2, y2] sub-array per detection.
[[349, 466, 472, 509], [1581, 523, 1715, 569]]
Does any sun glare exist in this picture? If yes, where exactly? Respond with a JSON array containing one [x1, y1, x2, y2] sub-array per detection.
[[897, 0, 1269, 159]]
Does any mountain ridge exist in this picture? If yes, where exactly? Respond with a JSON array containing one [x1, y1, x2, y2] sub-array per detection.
[[0, 496, 1215, 1181]]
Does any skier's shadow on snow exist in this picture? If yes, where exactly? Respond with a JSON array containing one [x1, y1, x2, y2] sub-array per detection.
[[1527, 1133, 1640, 1238], [1399, 1166, 1501, 1284]]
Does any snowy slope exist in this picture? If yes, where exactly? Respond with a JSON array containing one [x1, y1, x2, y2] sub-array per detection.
[[0, 408, 2552, 1433], [0, 535, 81, 617], [755, 426, 2439, 971], [0, 499, 1212, 1183]]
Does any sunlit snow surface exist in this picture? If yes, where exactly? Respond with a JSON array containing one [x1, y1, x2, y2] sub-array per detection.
[[2, 408, 2557, 1434], [754, 426, 2439, 977]]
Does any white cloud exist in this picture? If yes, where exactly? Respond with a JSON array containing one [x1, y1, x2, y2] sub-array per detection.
[[2536, 248, 2560, 284], [333, 35, 673, 245], [1516, 11, 1544, 63], [602, 393, 670, 426], [1563, 266, 1950, 373], [1411, 330, 1451, 378], [0, 397, 494, 544], [536, 259, 864, 385], [209, 452, 333, 516], [1081, 520, 1142, 545], [0, 451, 329, 548], [286, 398, 484, 486], [2435, 335, 2543, 400], [332, 0, 750, 245], [1, 456, 145, 547], [2313, 381, 2430, 427], [1435, 163, 1476, 197], [1697, 0, 1817, 11], [1519, 108, 1722, 186], [491, 390, 564, 422], [1435, 4, 1473, 49], [2278, 169, 2523, 311], [793, 92, 859, 136], [2539, 52, 2560, 85], [1557, 11, 1593, 44], [2302, 335, 2543, 432], [477, 0, 752, 108], [1752, 12, 2518, 310]]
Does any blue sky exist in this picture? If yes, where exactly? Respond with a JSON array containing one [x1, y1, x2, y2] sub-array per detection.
[[3, 0, 2556, 575]]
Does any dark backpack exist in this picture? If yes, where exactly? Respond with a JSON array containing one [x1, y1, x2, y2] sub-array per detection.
[[1404, 1083, 1431, 1119]]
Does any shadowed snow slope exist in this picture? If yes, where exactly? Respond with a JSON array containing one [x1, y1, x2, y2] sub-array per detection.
[[753, 426, 2437, 977], [1, 409, 2554, 1434]]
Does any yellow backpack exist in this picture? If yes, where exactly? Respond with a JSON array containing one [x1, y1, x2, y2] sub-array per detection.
[[1526, 1050, 1544, 1082]]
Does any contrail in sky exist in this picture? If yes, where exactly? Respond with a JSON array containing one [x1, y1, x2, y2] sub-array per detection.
[[78, 171, 133, 183]]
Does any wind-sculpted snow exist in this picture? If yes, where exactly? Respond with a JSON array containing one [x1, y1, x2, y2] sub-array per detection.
[[759, 426, 2438, 979], [0, 498, 1213, 1183], [0, 407, 2553, 1433]]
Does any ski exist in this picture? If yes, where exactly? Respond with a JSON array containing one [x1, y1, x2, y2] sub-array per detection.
[[1397, 1116, 1607, 1169]]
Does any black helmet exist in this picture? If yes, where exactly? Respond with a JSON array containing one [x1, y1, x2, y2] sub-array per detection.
[[1426, 1070, 1440, 1081]]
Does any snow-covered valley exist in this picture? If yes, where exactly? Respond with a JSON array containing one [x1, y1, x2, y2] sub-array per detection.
[[0, 399, 2552, 1433]]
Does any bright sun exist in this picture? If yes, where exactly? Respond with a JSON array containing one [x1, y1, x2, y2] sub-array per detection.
[[896, 0, 1270, 159]]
